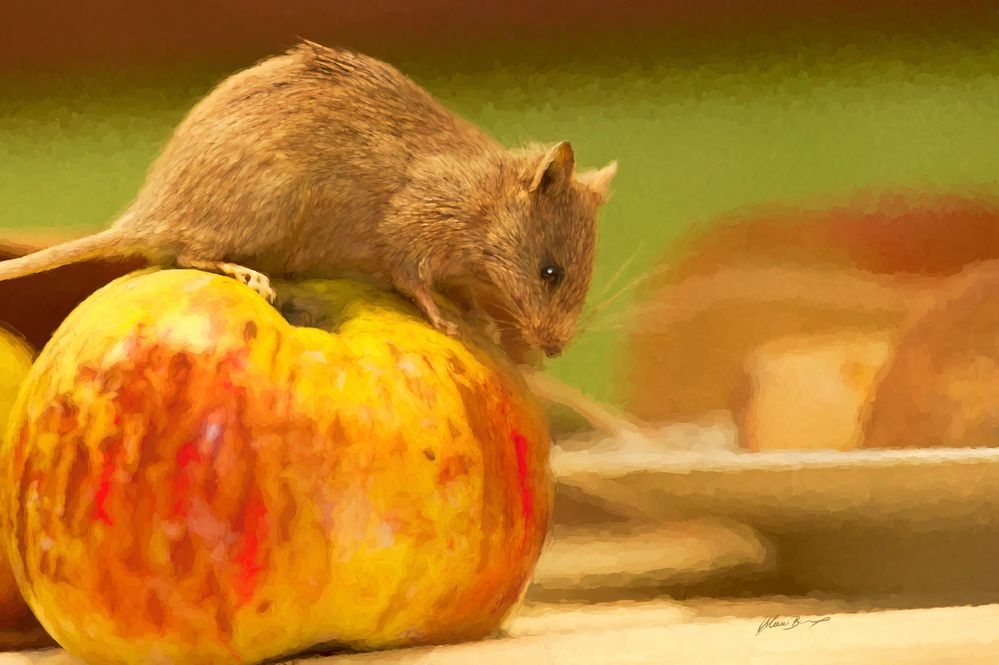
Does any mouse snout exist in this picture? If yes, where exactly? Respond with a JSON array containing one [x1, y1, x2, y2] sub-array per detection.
[[530, 329, 564, 358], [533, 322, 571, 359]]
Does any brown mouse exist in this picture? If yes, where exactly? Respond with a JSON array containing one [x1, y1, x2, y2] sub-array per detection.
[[0, 40, 617, 360]]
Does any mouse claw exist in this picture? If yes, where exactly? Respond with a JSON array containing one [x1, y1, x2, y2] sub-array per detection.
[[175, 258, 278, 303], [249, 276, 277, 303], [435, 317, 461, 338], [238, 271, 276, 302], [224, 264, 276, 303], [422, 305, 461, 338], [399, 279, 463, 339], [432, 310, 468, 341]]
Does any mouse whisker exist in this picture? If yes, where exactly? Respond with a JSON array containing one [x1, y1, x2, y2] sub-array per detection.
[[580, 282, 636, 328], [465, 301, 530, 342], [589, 248, 641, 307], [577, 305, 668, 335], [581, 261, 672, 328], [575, 315, 639, 334]]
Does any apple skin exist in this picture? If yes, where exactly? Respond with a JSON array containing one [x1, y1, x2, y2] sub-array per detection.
[[0, 268, 553, 665], [0, 327, 34, 627], [0, 328, 34, 430]]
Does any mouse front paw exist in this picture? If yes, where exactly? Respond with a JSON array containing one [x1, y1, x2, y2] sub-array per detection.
[[417, 301, 462, 338], [391, 264, 469, 341], [432, 315, 461, 338]]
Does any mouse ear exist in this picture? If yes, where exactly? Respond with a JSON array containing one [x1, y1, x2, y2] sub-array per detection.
[[529, 141, 575, 195], [576, 161, 618, 206]]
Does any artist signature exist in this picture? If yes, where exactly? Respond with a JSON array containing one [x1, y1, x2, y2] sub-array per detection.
[[756, 615, 831, 635]]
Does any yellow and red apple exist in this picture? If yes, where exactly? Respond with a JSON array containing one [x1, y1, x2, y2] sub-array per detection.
[[0, 268, 553, 664], [0, 327, 35, 627]]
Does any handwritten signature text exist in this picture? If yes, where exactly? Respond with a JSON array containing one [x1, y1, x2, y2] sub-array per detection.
[[756, 615, 831, 635]]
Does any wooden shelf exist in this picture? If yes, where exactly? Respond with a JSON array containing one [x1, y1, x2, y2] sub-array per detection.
[[7, 600, 999, 665]]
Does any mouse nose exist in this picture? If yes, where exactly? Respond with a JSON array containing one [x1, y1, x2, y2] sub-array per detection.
[[543, 344, 562, 358]]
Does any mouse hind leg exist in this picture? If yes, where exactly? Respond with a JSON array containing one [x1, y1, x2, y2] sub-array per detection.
[[175, 254, 277, 303]]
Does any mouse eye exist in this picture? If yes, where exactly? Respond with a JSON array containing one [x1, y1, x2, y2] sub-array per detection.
[[540, 264, 564, 287]]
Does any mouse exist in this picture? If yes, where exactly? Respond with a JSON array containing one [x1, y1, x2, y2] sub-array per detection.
[[0, 39, 617, 362]]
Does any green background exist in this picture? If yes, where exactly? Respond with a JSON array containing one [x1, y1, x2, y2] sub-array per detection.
[[3, 22, 998, 404]]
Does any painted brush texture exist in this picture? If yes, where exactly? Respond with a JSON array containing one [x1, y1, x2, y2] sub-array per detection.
[[4, 3, 999, 663]]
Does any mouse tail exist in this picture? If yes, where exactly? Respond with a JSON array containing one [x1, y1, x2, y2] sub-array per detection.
[[0, 228, 136, 282]]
